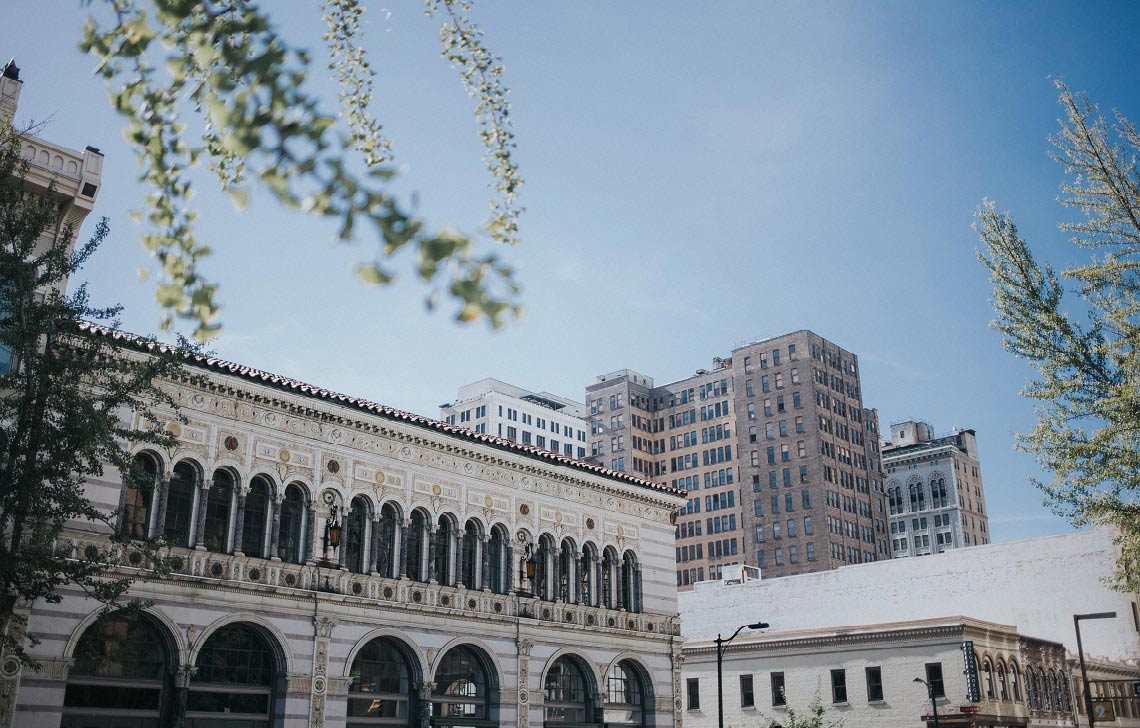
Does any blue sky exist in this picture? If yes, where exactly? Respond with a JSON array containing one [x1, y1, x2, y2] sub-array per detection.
[[5, 2, 1139, 542]]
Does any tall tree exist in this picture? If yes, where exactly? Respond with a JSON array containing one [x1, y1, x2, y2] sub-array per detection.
[[79, 0, 522, 338], [0, 121, 191, 662], [977, 80, 1140, 589]]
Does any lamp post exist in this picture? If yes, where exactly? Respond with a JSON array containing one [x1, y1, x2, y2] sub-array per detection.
[[315, 505, 342, 592], [1074, 611, 1116, 727], [715, 622, 769, 728], [913, 677, 940, 728]]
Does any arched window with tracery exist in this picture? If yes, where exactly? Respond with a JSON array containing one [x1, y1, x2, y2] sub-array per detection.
[[188, 623, 280, 725], [1010, 662, 1022, 702], [202, 469, 236, 553], [581, 543, 599, 606], [620, 551, 639, 613], [278, 484, 307, 563], [375, 503, 400, 578], [163, 461, 198, 547], [407, 509, 429, 582], [545, 656, 599, 728], [345, 496, 371, 574], [461, 520, 481, 589], [121, 452, 160, 540], [537, 534, 556, 601], [62, 613, 172, 727], [604, 662, 647, 728], [488, 525, 509, 593], [348, 636, 417, 728], [435, 516, 455, 586], [887, 484, 901, 515], [601, 547, 619, 609], [559, 539, 576, 602], [997, 659, 1009, 701], [241, 475, 272, 557], [431, 646, 497, 728]]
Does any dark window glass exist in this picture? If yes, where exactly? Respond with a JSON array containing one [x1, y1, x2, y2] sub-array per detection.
[[925, 663, 945, 698], [163, 462, 197, 547], [461, 522, 480, 588], [686, 678, 700, 711], [489, 527, 507, 594], [278, 485, 306, 563], [546, 657, 594, 724], [241, 478, 270, 557], [605, 662, 644, 727], [345, 498, 369, 574], [202, 470, 234, 553], [121, 453, 158, 540], [375, 503, 399, 578], [739, 674, 754, 708], [866, 667, 883, 702], [831, 669, 847, 703], [435, 517, 454, 585], [771, 673, 786, 707], [408, 511, 428, 582], [432, 647, 493, 726], [189, 623, 277, 724], [349, 637, 412, 725]]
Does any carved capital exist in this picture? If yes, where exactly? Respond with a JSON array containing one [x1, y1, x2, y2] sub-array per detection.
[[314, 616, 336, 638]]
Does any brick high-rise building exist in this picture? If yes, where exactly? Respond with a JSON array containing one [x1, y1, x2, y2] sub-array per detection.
[[584, 331, 891, 587]]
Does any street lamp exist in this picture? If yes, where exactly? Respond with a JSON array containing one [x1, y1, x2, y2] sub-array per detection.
[[913, 677, 940, 728], [1074, 611, 1116, 727], [715, 622, 769, 728], [314, 505, 342, 592]]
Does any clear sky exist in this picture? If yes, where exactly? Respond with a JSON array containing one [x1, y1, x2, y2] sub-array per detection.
[[5, 2, 1139, 543]]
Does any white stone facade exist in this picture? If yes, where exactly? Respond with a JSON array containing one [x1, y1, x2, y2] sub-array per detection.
[[3, 334, 687, 728]]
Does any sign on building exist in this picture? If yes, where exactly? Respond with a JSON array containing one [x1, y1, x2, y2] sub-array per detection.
[[962, 641, 981, 702], [1091, 699, 1116, 722]]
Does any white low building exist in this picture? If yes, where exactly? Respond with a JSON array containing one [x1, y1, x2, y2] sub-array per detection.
[[681, 617, 1075, 728]]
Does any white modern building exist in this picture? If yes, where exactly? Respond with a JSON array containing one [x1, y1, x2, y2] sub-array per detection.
[[883, 419, 991, 557], [441, 379, 590, 460], [682, 617, 1075, 728]]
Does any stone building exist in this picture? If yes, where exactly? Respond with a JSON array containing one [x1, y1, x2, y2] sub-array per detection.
[[681, 617, 1077, 728], [883, 418, 992, 555], [0, 67, 688, 728]]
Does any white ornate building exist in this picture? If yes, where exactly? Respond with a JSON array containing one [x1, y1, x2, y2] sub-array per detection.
[[0, 64, 688, 728], [2, 327, 687, 727]]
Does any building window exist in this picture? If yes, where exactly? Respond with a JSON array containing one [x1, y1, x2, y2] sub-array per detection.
[[739, 675, 754, 708], [686, 678, 700, 710], [431, 646, 496, 727], [866, 667, 883, 702], [771, 673, 785, 707], [830, 669, 847, 704], [925, 663, 945, 698]]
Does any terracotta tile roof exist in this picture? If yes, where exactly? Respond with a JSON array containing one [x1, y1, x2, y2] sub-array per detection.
[[78, 322, 684, 498]]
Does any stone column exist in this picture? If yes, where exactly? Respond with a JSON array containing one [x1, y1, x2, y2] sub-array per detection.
[[193, 483, 210, 549], [551, 547, 561, 602], [633, 566, 643, 613], [305, 505, 318, 564], [616, 561, 626, 611], [309, 616, 336, 727], [416, 681, 434, 728], [481, 535, 492, 591], [504, 543, 514, 594], [360, 518, 372, 575], [232, 489, 248, 556], [370, 518, 383, 575], [454, 533, 465, 587], [337, 521, 348, 569], [574, 554, 584, 604], [399, 521, 410, 578], [595, 558, 603, 608], [172, 665, 195, 727], [516, 638, 534, 728], [151, 476, 171, 539], [269, 496, 283, 561], [427, 526, 439, 584]]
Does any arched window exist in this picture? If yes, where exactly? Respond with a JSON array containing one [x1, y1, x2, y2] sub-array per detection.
[[278, 484, 307, 563], [545, 656, 598, 727], [431, 646, 496, 727], [407, 510, 429, 582], [888, 485, 901, 515], [202, 470, 235, 553], [435, 516, 455, 586], [488, 526, 508, 594], [983, 658, 995, 699], [1024, 667, 1037, 708], [121, 453, 159, 539], [346, 497, 370, 574], [62, 613, 171, 727], [163, 461, 197, 547], [1010, 663, 1022, 702], [537, 535, 556, 601], [605, 662, 646, 728], [189, 623, 279, 725], [1042, 670, 1054, 710], [1060, 672, 1072, 711], [461, 520, 481, 589], [581, 544, 598, 606], [241, 476, 272, 557], [559, 540, 576, 602], [375, 503, 400, 578], [997, 659, 1009, 701], [348, 636, 416, 728], [620, 552, 639, 613], [601, 547, 619, 609]]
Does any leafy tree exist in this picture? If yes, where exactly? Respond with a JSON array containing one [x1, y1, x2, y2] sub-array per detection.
[[0, 120, 192, 663], [79, 0, 522, 338], [977, 80, 1140, 589], [761, 689, 844, 728]]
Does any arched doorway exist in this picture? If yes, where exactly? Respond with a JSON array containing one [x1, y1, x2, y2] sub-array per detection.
[[431, 645, 498, 728], [544, 655, 600, 728], [604, 661, 648, 728], [348, 636, 418, 728], [188, 623, 281, 725], [62, 612, 173, 727]]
